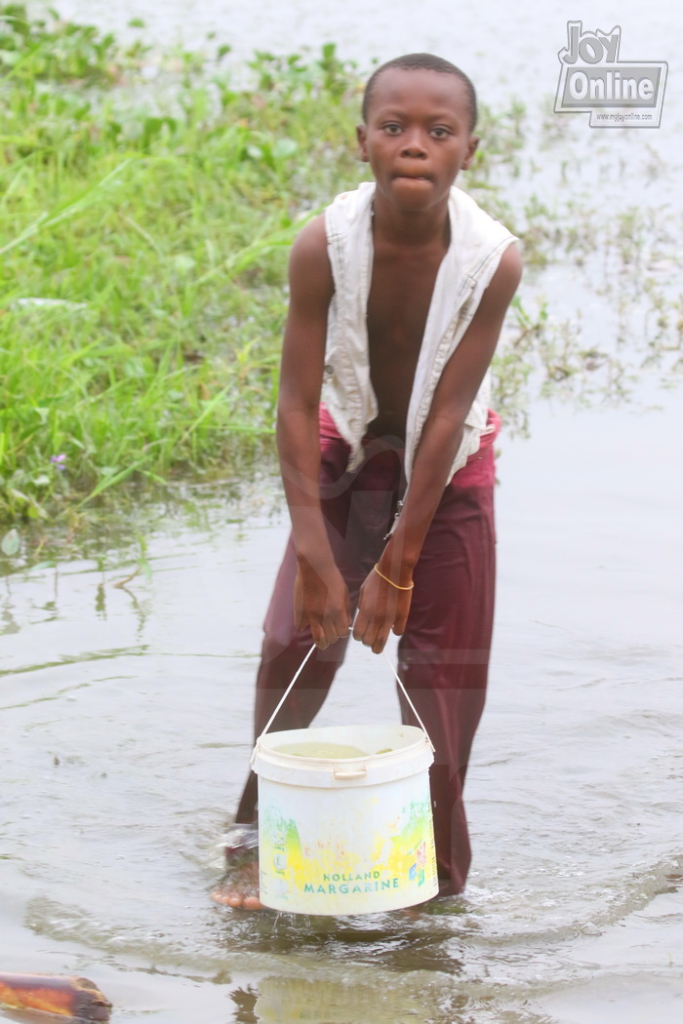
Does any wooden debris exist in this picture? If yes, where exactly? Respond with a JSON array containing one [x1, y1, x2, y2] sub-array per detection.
[[0, 974, 111, 1021]]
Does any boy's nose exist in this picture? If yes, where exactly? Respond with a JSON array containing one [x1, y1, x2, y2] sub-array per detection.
[[400, 130, 428, 157]]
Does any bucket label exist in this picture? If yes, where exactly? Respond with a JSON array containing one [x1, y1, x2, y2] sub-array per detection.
[[305, 871, 400, 895], [260, 797, 437, 907]]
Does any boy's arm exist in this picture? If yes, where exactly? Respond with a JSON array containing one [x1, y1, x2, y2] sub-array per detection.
[[353, 243, 523, 653], [277, 215, 352, 649]]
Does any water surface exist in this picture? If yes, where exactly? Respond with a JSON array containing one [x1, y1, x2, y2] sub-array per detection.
[[2, 397, 681, 1023]]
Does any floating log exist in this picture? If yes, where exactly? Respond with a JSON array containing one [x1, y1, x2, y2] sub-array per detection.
[[0, 974, 111, 1021]]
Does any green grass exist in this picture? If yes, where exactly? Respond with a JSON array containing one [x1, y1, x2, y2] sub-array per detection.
[[0, 17, 360, 522]]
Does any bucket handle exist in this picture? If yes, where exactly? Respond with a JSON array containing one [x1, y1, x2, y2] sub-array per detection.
[[256, 643, 435, 752], [381, 649, 435, 752]]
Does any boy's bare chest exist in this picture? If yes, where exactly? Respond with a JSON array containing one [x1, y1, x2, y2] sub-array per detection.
[[366, 250, 443, 362], [364, 247, 445, 435]]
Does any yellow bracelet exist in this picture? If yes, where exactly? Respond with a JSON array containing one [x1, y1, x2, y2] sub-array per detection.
[[373, 564, 415, 591]]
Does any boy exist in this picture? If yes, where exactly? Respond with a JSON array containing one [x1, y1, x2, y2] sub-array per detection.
[[215, 53, 522, 909]]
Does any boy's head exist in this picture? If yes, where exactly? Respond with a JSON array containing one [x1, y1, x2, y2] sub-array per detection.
[[362, 53, 477, 133], [357, 53, 479, 207]]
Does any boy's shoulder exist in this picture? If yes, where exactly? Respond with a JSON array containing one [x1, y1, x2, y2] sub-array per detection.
[[287, 214, 333, 298]]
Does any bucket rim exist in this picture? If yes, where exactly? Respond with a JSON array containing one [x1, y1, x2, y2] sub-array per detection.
[[254, 723, 430, 771]]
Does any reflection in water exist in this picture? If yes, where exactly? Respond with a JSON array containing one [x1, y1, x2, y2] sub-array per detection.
[[1, 597, 20, 636], [231, 986, 258, 1024], [254, 975, 448, 1024]]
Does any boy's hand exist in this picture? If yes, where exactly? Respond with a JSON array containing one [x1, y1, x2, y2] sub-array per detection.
[[353, 568, 413, 654], [294, 561, 351, 650]]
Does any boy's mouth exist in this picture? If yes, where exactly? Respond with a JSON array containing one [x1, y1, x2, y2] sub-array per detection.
[[393, 173, 432, 181]]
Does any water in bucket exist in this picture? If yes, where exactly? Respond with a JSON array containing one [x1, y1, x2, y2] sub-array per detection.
[[274, 741, 369, 759]]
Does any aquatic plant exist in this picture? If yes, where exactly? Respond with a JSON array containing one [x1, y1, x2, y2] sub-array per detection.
[[0, 2, 148, 84]]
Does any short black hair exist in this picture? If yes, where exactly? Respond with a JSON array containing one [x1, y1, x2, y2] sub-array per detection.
[[362, 53, 478, 133]]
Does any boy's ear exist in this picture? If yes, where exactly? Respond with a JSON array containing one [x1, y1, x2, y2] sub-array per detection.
[[356, 123, 369, 162], [462, 135, 480, 171]]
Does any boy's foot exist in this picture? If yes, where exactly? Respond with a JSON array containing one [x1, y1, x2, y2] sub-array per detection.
[[211, 822, 263, 910], [211, 861, 264, 910]]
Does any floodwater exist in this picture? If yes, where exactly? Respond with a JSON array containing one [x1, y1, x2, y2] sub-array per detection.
[[2, 398, 682, 1024], [4, 1, 683, 1022]]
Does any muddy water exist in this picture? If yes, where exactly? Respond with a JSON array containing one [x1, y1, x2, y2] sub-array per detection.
[[2, 395, 682, 1024], [4, 1, 683, 1022]]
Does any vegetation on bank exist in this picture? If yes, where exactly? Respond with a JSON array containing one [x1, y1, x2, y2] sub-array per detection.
[[1, 4, 681, 540], [0, 4, 522, 529], [0, 8, 355, 527]]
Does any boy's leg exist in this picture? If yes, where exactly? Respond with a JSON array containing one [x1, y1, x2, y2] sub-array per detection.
[[397, 421, 498, 896]]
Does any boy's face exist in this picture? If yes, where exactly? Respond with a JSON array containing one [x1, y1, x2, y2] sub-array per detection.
[[357, 68, 479, 212]]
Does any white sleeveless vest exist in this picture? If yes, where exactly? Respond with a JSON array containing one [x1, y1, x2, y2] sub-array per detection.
[[322, 180, 516, 489]]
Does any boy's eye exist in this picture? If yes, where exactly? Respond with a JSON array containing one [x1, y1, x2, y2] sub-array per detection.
[[431, 127, 450, 139], [382, 123, 402, 135]]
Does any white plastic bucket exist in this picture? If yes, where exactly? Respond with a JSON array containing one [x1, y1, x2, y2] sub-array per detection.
[[253, 721, 438, 915]]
